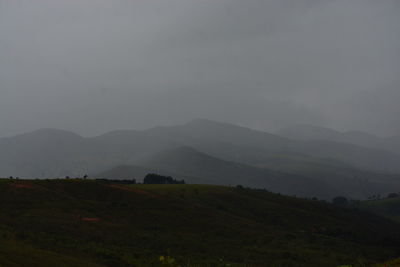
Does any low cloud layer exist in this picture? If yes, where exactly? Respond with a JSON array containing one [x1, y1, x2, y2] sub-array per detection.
[[0, 0, 399, 136]]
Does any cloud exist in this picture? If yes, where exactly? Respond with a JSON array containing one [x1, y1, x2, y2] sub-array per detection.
[[0, 0, 399, 136]]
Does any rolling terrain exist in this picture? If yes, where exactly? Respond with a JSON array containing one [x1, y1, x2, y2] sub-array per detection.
[[97, 146, 339, 199], [2, 120, 400, 199], [0, 179, 400, 266], [361, 196, 400, 222], [97, 146, 400, 200]]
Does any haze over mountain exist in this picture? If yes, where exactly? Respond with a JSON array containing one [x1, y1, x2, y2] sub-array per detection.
[[97, 146, 400, 200], [2, 119, 400, 199], [123, 146, 339, 198], [1, 0, 399, 198], [277, 124, 400, 154], [1, 0, 399, 137]]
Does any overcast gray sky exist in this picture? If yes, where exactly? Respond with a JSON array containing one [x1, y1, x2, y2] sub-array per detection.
[[0, 0, 399, 137]]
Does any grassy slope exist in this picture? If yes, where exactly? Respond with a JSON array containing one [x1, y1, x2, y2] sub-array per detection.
[[376, 257, 400, 267], [0, 179, 399, 267], [0, 236, 103, 267], [361, 197, 400, 222]]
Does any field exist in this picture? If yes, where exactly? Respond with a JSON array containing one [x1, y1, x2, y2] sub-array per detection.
[[0, 179, 400, 266]]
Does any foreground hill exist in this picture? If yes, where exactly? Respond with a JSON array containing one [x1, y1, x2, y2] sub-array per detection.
[[361, 197, 400, 222], [0, 179, 400, 266]]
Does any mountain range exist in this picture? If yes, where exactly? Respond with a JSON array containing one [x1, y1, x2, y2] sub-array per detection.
[[2, 119, 400, 199], [277, 124, 400, 154]]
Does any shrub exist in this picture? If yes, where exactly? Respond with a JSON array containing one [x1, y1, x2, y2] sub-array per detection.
[[143, 174, 185, 184]]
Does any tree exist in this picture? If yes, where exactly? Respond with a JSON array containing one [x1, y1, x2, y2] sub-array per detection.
[[387, 193, 399, 199], [143, 174, 185, 184]]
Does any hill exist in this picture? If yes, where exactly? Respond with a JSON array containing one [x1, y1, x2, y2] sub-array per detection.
[[0, 179, 400, 266], [2, 120, 400, 200], [386, 134, 400, 154], [141, 120, 400, 173], [98, 146, 339, 199], [98, 146, 400, 200], [277, 124, 400, 154], [276, 124, 382, 147], [361, 196, 400, 222]]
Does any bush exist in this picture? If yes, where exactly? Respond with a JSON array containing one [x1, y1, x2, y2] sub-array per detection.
[[387, 193, 399, 199], [143, 174, 185, 184], [332, 196, 348, 206]]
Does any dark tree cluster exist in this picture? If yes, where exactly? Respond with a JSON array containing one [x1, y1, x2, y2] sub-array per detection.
[[368, 194, 382, 200], [387, 192, 400, 198], [332, 196, 349, 206], [143, 174, 185, 184]]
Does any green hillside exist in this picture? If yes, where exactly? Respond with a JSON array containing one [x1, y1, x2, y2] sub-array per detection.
[[0, 179, 400, 267], [361, 197, 400, 222]]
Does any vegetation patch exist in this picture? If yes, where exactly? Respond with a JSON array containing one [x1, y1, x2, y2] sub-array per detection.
[[0, 179, 399, 266]]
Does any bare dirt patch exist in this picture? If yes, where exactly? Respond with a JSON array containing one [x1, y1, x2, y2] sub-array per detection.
[[81, 217, 100, 222], [107, 184, 163, 199]]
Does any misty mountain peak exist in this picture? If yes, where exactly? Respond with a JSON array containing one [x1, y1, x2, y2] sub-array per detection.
[[10, 128, 83, 141]]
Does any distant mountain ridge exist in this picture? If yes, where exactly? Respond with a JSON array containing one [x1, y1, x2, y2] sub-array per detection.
[[2, 119, 400, 199], [2, 119, 400, 174], [277, 124, 400, 153]]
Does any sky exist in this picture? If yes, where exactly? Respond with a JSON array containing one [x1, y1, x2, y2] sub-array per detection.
[[0, 0, 399, 137]]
